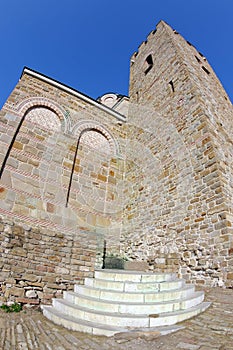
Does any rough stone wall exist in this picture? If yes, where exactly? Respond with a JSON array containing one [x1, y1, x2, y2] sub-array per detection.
[[0, 217, 98, 305], [120, 21, 233, 287]]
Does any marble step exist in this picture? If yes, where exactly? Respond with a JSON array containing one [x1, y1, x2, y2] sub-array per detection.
[[41, 269, 210, 337], [94, 269, 176, 283], [84, 276, 184, 292], [149, 302, 211, 327], [43, 299, 210, 332], [52, 298, 149, 327], [74, 283, 194, 303], [63, 290, 204, 315], [42, 305, 184, 337], [53, 299, 207, 327]]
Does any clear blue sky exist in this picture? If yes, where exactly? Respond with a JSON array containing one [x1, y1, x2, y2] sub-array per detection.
[[0, 0, 232, 108]]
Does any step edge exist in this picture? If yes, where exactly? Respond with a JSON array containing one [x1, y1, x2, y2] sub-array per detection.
[[42, 305, 185, 336], [52, 297, 208, 318], [149, 301, 211, 319], [75, 283, 193, 295], [64, 290, 204, 307], [95, 269, 176, 276], [85, 277, 184, 285], [42, 305, 124, 332], [53, 298, 152, 319]]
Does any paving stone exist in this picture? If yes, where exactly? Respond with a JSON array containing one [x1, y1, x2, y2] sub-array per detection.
[[176, 342, 200, 349], [0, 318, 5, 328], [63, 333, 83, 345]]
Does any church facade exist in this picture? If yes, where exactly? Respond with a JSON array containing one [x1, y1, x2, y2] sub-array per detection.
[[0, 21, 232, 305]]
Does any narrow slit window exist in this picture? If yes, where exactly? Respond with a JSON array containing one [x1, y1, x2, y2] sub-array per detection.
[[202, 66, 210, 75], [169, 80, 175, 92], [195, 55, 201, 63], [144, 54, 153, 75]]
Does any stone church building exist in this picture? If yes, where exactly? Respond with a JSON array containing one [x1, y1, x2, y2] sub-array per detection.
[[0, 21, 232, 305]]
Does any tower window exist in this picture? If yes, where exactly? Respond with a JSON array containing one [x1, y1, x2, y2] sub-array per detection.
[[195, 55, 201, 63], [202, 66, 210, 75], [169, 80, 175, 92], [144, 54, 153, 75]]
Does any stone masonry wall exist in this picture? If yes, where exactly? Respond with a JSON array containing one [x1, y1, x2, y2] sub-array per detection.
[[0, 216, 99, 305], [0, 71, 127, 304], [0, 72, 126, 240], [120, 21, 233, 288]]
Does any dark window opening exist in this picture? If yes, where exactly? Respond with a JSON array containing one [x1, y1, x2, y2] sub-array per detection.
[[202, 66, 210, 75], [144, 54, 153, 75], [195, 55, 201, 63], [169, 80, 175, 92]]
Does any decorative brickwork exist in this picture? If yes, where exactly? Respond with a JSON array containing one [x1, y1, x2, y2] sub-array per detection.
[[72, 120, 119, 155], [26, 107, 61, 132], [4, 96, 70, 133]]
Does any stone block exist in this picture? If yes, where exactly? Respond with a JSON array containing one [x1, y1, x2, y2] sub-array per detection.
[[11, 247, 27, 257], [16, 297, 39, 304], [124, 261, 149, 271], [227, 272, 233, 280], [13, 141, 23, 150], [9, 287, 25, 297], [25, 290, 38, 298]]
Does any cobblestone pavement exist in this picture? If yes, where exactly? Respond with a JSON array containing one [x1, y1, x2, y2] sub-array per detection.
[[0, 287, 232, 350]]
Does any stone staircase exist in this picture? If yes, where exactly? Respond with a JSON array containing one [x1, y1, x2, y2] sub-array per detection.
[[41, 269, 211, 337]]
